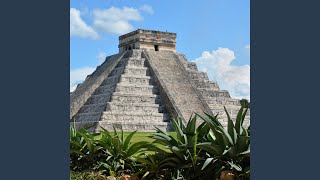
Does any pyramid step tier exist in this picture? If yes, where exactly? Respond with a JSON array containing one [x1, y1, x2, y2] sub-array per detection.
[[100, 118, 170, 125], [86, 94, 111, 104], [99, 121, 171, 132], [205, 97, 240, 105], [100, 76, 121, 86], [106, 102, 162, 113], [94, 84, 117, 94], [79, 103, 106, 113], [123, 66, 148, 76], [109, 66, 125, 76], [73, 112, 102, 122], [71, 121, 171, 132], [199, 89, 231, 98], [192, 80, 220, 90], [101, 111, 169, 122], [101, 111, 169, 120], [115, 84, 158, 94], [119, 75, 152, 85], [126, 57, 146, 67], [110, 92, 160, 104], [187, 70, 209, 80], [111, 66, 149, 76]]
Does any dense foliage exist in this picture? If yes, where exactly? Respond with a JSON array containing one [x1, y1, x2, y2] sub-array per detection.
[[70, 105, 250, 180], [70, 127, 151, 176]]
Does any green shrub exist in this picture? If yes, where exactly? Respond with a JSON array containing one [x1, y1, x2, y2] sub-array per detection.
[[197, 106, 250, 180], [96, 127, 152, 176], [134, 152, 172, 179], [149, 115, 213, 179], [147, 105, 250, 180], [70, 127, 104, 171], [70, 106, 250, 180], [70, 126, 152, 176]]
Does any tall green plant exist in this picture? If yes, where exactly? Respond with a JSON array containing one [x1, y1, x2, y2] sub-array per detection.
[[97, 127, 152, 176], [70, 126, 152, 176], [70, 127, 104, 171], [149, 115, 213, 179], [197, 106, 250, 180], [134, 152, 173, 179]]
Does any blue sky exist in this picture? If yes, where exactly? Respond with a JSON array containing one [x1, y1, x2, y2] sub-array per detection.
[[70, 0, 250, 99]]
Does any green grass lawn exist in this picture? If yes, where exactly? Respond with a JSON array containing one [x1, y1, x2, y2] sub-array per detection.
[[122, 131, 177, 153], [123, 131, 176, 144], [124, 132, 176, 143]]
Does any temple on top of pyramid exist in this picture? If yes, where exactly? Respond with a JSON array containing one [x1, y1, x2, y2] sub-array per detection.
[[118, 29, 176, 53], [70, 29, 250, 132]]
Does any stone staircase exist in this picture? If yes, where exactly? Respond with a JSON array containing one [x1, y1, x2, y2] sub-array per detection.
[[73, 50, 171, 131], [144, 50, 213, 124]]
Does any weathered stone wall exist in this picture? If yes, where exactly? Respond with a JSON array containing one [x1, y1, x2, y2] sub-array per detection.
[[144, 50, 213, 124], [119, 29, 176, 53], [142, 51, 179, 122]]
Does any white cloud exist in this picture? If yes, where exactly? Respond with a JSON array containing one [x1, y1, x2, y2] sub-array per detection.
[[140, 4, 154, 15], [70, 67, 96, 92], [245, 44, 250, 49], [97, 52, 107, 64], [70, 8, 99, 39], [193, 48, 250, 100], [93, 6, 143, 35]]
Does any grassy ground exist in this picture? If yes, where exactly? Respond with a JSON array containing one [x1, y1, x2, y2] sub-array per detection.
[[123, 131, 177, 153], [123, 131, 176, 144]]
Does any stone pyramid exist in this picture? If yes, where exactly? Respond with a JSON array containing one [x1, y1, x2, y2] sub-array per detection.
[[70, 29, 250, 132]]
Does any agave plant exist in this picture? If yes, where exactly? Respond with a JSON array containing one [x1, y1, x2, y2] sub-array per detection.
[[70, 126, 153, 176], [197, 106, 250, 180], [96, 127, 152, 176], [70, 126, 104, 171], [149, 115, 215, 179], [134, 152, 173, 179]]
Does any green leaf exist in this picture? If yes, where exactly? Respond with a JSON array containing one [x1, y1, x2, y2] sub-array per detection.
[[151, 132, 178, 146], [224, 106, 237, 144], [141, 171, 150, 180], [202, 112, 223, 127], [121, 128, 124, 143], [185, 114, 196, 135], [126, 141, 149, 157], [171, 118, 187, 144], [237, 135, 250, 153], [201, 158, 214, 170], [197, 113, 225, 145], [123, 131, 137, 150], [197, 122, 210, 141], [238, 148, 250, 156], [70, 150, 84, 155], [217, 126, 234, 146], [235, 106, 244, 134], [197, 142, 225, 155], [242, 108, 249, 124], [227, 161, 242, 171]]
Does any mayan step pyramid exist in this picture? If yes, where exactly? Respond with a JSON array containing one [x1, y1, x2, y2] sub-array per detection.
[[70, 29, 250, 132]]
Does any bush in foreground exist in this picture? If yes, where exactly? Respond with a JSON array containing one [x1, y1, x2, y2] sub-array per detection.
[[70, 127, 151, 177], [70, 106, 250, 180]]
